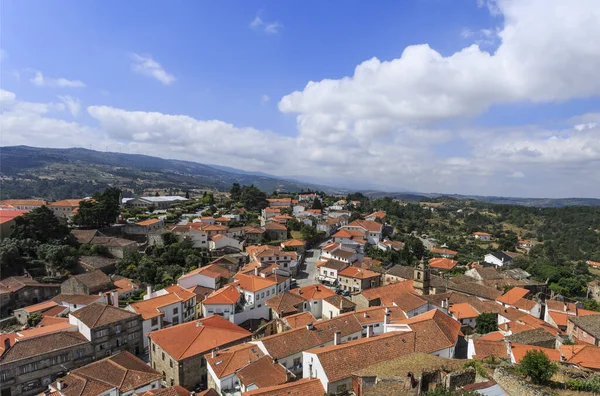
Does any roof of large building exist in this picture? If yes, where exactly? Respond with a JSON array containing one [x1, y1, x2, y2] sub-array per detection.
[[53, 351, 162, 396], [198, 284, 242, 306], [360, 280, 415, 306], [448, 281, 503, 301], [429, 257, 458, 270], [233, 273, 277, 292], [568, 314, 600, 338], [306, 331, 417, 383], [338, 266, 380, 279], [496, 287, 530, 305], [282, 311, 316, 329], [179, 263, 233, 281], [241, 378, 325, 396], [148, 315, 251, 360], [205, 343, 266, 379], [48, 199, 85, 207], [449, 302, 480, 320], [255, 314, 363, 359], [0, 199, 46, 207], [289, 284, 336, 301], [53, 293, 104, 306], [471, 339, 510, 360], [67, 270, 114, 293], [343, 220, 383, 233], [140, 386, 192, 396], [0, 276, 58, 294], [0, 209, 29, 225], [265, 291, 306, 316], [71, 302, 138, 328], [264, 222, 287, 231], [560, 344, 600, 370], [0, 331, 89, 364], [506, 328, 557, 346], [392, 292, 428, 313], [236, 356, 288, 389], [392, 309, 462, 353]]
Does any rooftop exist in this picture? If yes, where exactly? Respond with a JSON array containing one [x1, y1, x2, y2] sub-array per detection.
[[265, 291, 306, 316], [236, 356, 288, 389], [148, 315, 251, 360], [0, 332, 89, 364], [241, 378, 324, 396], [289, 284, 336, 301], [234, 273, 277, 292], [354, 352, 464, 378], [360, 280, 415, 306], [71, 302, 139, 328], [392, 292, 428, 313], [282, 311, 316, 329], [429, 257, 458, 270], [568, 315, 600, 338], [205, 343, 265, 379], [449, 302, 480, 319], [201, 285, 241, 305], [506, 328, 557, 346], [338, 266, 380, 279]]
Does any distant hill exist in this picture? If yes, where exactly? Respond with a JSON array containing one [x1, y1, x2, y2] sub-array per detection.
[[0, 146, 346, 200]]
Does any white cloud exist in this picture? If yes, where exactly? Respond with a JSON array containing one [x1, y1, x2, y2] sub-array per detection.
[[509, 171, 525, 178], [0, 89, 16, 102], [29, 71, 86, 88], [460, 28, 474, 38], [57, 95, 82, 117], [130, 53, 176, 85], [261, 94, 270, 104], [250, 12, 282, 34]]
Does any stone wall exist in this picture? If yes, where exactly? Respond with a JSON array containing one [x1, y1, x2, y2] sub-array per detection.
[[493, 367, 553, 396], [445, 368, 476, 390]]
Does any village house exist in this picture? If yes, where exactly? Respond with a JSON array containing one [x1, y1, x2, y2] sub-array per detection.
[[266, 198, 293, 208], [177, 264, 232, 290], [240, 378, 324, 396], [495, 287, 542, 319], [0, 276, 61, 318], [246, 245, 299, 276], [340, 220, 383, 244], [127, 285, 196, 349], [0, 199, 46, 211], [428, 257, 459, 271], [484, 251, 515, 267], [13, 300, 69, 325], [48, 199, 84, 219], [209, 234, 244, 253], [52, 293, 107, 312], [449, 302, 480, 329], [430, 248, 458, 258], [69, 302, 144, 358], [364, 211, 386, 222], [75, 256, 117, 275], [148, 315, 251, 390], [303, 330, 417, 395], [567, 315, 600, 346], [89, 234, 138, 259], [391, 292, 432, 318], [168, 224, 209, 248], [337, 267, 381, 293], [61, 270, 114, 296], [321, 295, 356, 319], [0, 332, 95, 396], [123, 218, 164, 235], [472, 232, 492, 241], [377, 239, 404, 252], [317, 259, 349, 286], [47, 351, 162, 396], [280, 239, 306, 253], [250, 314, 364, 377], [122, 196, 188, 210], [289, 284, 336, 319], [0, 210, 29, 239], [263, 222, 287, 241], [353, 280, 415, 309]]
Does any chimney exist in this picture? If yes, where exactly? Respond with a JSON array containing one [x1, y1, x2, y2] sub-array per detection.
[[384, 313, 390, 326], [112, 291, 119, 307], [279, 310, 284, 319], [442, 298, 448, 309], [56, 379, 64, 391], [334, 331, 341, 345], [254, 267, 259, 276], [211, 349, 217, 358], [146, 285, 152, 296], [3, 338, 10, 353], [196, 320, 203, 327], [564, 302, 568, 312], [366, 326, 373, 338], [315, 284, 319, 291], [363, 312, 368, 318], [306, 322, 314, 330], [329, 311, 333, 319], [385, 307, 390, 315]]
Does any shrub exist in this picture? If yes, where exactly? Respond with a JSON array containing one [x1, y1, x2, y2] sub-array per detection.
[[518, 349, 558, 384]]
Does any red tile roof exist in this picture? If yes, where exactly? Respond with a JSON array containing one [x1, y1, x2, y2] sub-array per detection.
[[289, 284, 336, 300], [343, 220, 382, 233], [430, 248, 458, 256], [234, 273, 277, 292], [429, 257, 458, 270], [136, 218, 162, 226], [338, 266, 380, 279], [392, 292, 428, 313], [205, 343, 266, 379], [282, 311, 315, 329], [149, 315, 251, 360], [511, 344, 561, 363], [360, 280, 415, 306], [236, 356, 288, 389], [496, 287, 530, 305], [449, 303, 480, 319], [241, 378, 324, 396], [70, 302, 139, 328], [203, 285, 242, 305]]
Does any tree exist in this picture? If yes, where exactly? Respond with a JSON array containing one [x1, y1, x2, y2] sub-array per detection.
[[300, 224, 318, 243], [475, 313, 498, 334], [518, 349, 558, 384], [10, 206, 70, 243], [27, 312, 43, 327], [230, 183, 242, 202], [73, 187, 121, 228], [311, 198, 322, 210], [37, 243, 79, 274], [239, 185, 268, 211]]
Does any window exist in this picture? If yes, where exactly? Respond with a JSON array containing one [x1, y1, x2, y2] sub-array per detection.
[[19, 362, 39, 374], [1, 371, 11, 381], [116, 325, 122, 333], [96, 329, 109, 338], [162, 352, 165, 361], [170, 359, 173, 368], [152, 344, 156, 352], [173, 307, 178, 315], [257, 304, 262, 308], [266, 290, 270, 297], [261, 292, 265, 299], [172, 317, 179, 325], [151, 317, 158, 326]]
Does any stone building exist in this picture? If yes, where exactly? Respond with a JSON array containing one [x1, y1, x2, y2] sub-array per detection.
[[0, 277, 61, 318], [148, 315, 251, 390], [69, 302, 144, 359], [60, 270, 114, 295], [0, 332, 95, 396]]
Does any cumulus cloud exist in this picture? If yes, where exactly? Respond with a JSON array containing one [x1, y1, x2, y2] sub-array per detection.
[[57, 95, 82, 117], [250, 12, 282, 34], [130, 53, 176, 85], [29, 71, 86, 88]]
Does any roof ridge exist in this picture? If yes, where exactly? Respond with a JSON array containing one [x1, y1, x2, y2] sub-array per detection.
[[178, 326, 205, 360]]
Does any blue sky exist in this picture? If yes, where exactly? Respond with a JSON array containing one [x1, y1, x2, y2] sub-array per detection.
[[1, 0, 600, 197]]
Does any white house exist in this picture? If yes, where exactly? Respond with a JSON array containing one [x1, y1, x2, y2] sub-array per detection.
[[340, 220, 383, 244], [177, 264, 231, 290], [449, 302, 480, 328], [484, 251, 515, 267], [251, 314, 364, 377], [126, 285, 196, 349], [289, 284, 337, 320], [122, 196, 188, 209], [209, 234, 244, 252], [168, 224, 209, 248], [473, 232, 493, 241], [496, 287, 542, 319], [317, 259, 349, 285]]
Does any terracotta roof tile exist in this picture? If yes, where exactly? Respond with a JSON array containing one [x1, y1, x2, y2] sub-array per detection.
[[392, 292, 428, 313], [265, 291, 306, 316], [496, 287, 530, 305], [282, 311, 315, 329], [472, 339, 510, 360], [149, 315, 251, 360], [234, 273, 277, 292], [564, 345, 600, 369], [53, 293, 104, 306], [449, 303, 480, 319], [429, 257, 458, 270], [203, 284, 242, 305], [19, 300, 58, 313], [342, 220, 382, 233], [0, 332, 89, 363], [360, 280, 415, 306], [241, 378, 324, 396], [205, 343, 266, 379], [307, 331, 417, 383], [338, 266, 380, 279], [141, 386, 192, 396], [68, 270, 114, 294], [430, 248, 458, 256], [392, 309, 462, 353], [71, 302, 139, 328], [236, 356, 288, 388], [511, 344, 561, 363], [289, 284, 336, 301]]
